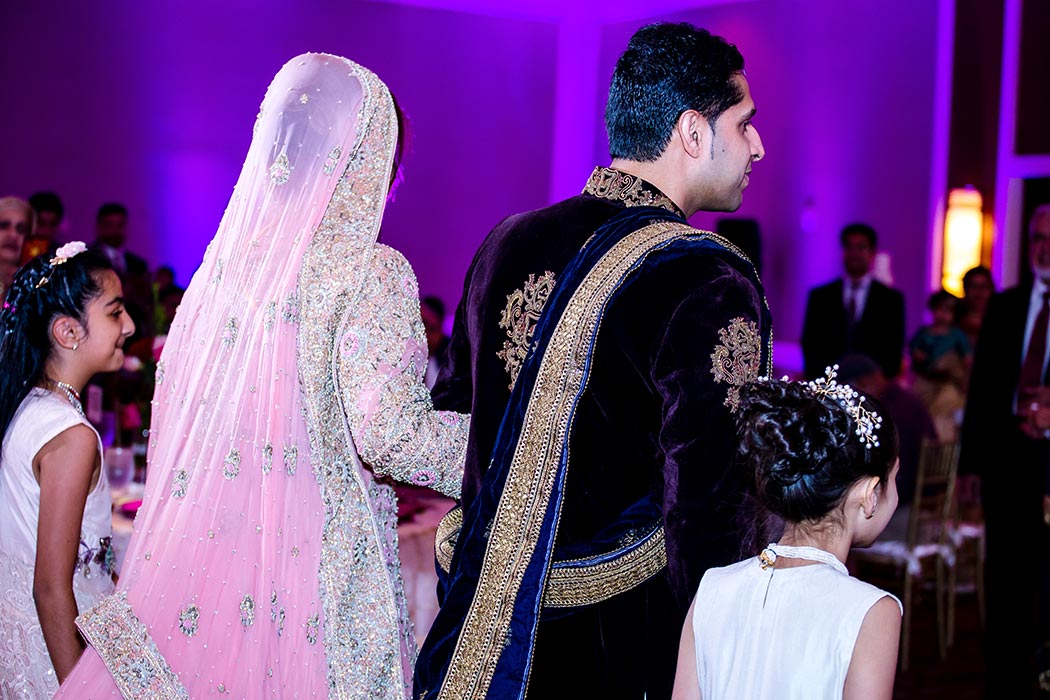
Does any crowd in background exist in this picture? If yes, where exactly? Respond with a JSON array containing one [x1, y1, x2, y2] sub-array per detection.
[[1, 187, 1047, 696]]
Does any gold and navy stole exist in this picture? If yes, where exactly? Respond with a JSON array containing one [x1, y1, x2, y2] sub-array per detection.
[[414, 206, 771, 700]]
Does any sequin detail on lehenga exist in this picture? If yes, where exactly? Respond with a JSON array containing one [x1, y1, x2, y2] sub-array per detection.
[[296, 64, 468, 699], [77, 593, 189, 698]]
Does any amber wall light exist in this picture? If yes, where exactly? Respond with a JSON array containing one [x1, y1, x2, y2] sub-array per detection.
[[942, 186, 984, 296]]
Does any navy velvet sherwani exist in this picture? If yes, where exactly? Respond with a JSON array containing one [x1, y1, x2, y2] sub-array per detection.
[[417, 168, 772, 700]]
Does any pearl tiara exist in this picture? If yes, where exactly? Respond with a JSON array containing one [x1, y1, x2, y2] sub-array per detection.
[[804, 365, 883, 449]]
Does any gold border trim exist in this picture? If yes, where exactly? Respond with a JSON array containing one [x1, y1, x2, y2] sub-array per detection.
[[76, 592, 190, 700], [297, 58, 407, 697], [582, 167, 685, 218], [435, 504, 463, 574], [435, 507, 666, 608], [544, 526, 666, 608], [438, 220, 708, 699]]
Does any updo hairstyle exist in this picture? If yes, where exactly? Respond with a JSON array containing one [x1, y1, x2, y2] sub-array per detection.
[[736, 378, 899, 525]]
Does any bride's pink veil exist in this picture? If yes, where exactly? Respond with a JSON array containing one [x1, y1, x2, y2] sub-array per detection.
[[88, 54, 404, 697]]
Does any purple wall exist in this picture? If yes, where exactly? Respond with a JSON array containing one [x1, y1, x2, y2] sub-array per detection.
[[599, 1, 940, 368], [5, 1, 941, 361], [3, 1, 557, 316]]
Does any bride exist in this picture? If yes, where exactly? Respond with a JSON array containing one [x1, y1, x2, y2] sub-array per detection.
[[55, 53, 468, 699]]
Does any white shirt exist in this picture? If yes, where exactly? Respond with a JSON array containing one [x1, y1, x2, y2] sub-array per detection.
[[843, 274, 872, 321]]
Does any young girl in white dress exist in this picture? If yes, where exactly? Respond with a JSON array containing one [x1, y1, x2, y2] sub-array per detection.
[[0, 242, 134, 697], [672, 367, 903, 700]]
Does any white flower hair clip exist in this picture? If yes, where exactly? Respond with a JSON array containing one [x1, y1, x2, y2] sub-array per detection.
[[54, 241, 88, 261], [36, 241, 89, 289], [805, 365, 883, 449]]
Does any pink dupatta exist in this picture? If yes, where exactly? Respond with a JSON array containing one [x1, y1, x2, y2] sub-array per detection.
[[56, 54, 467, 700]]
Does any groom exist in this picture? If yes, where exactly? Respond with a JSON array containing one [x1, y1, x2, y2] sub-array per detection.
[[416, 22, 771, 699]]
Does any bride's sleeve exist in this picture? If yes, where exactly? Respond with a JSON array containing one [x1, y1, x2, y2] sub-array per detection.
[[338, 244, 469, 498]]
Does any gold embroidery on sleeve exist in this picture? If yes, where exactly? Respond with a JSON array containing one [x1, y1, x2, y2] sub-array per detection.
[[496, 271, 556, 390], [710, 316, 762, 412]]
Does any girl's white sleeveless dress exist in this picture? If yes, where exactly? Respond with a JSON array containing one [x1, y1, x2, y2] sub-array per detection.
[[0, 388, 114, 698], [693, 555, 902, 699]]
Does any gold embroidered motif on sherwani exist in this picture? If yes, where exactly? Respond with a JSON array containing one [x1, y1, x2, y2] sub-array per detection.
[[497, 271, 556, 390], [582, 166, 686, 218], [710, 316, 762, 412], [494, 167, 685, 389]]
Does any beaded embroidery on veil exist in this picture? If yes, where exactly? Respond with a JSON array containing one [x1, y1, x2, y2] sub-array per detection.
[[62, 54, 467, 700]]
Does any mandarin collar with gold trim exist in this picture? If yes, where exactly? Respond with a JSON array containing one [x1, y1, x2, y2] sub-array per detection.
[[582, 166, 686, 219]]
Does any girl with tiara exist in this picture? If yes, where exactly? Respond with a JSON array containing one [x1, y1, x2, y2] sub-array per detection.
[[672, 367, 903, 700], [0, 243, 134, 696]]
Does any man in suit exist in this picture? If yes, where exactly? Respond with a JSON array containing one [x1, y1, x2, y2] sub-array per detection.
[[92, 202, 153, 339], [801, 222, 906, 379], [421, 295, 451, 391], [961, 203, 1050, 698]]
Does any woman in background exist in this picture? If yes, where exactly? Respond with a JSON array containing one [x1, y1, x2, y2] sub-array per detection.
[[955, 265, 995, 349]]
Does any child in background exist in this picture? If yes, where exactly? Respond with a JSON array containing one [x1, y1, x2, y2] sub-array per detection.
[[909, 289, 972, 441], [672, 367, 902, 700], [0, 243, 134, 696]]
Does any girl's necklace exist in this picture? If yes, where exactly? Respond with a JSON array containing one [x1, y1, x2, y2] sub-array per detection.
[[52, 380, 85, 417], [758, 542, 848, 575], [757, 542, 849, 609]]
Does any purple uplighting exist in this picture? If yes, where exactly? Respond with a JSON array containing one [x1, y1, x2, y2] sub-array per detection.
[[1, 0, 976, 369]]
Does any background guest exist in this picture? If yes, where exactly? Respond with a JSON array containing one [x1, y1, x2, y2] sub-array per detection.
[[87, 203, 154, 447], [0, 196, 34, 297], [90, 202, 153, 340], [956, 265, 996, 349], [151, 264, 183, 335], [23, 191, 64, 263], [801, 222, 906, 380], [909, 289, 972, 442], [421, 294, 450, 391], [960, 202, 1050, 697]]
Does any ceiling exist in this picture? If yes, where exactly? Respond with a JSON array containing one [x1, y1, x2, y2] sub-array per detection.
[[365, 0, 746, 24]]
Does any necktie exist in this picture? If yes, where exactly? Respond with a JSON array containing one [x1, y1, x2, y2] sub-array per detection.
[[1020, 290, 1050, 388], [848, 282, 858, 324]]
